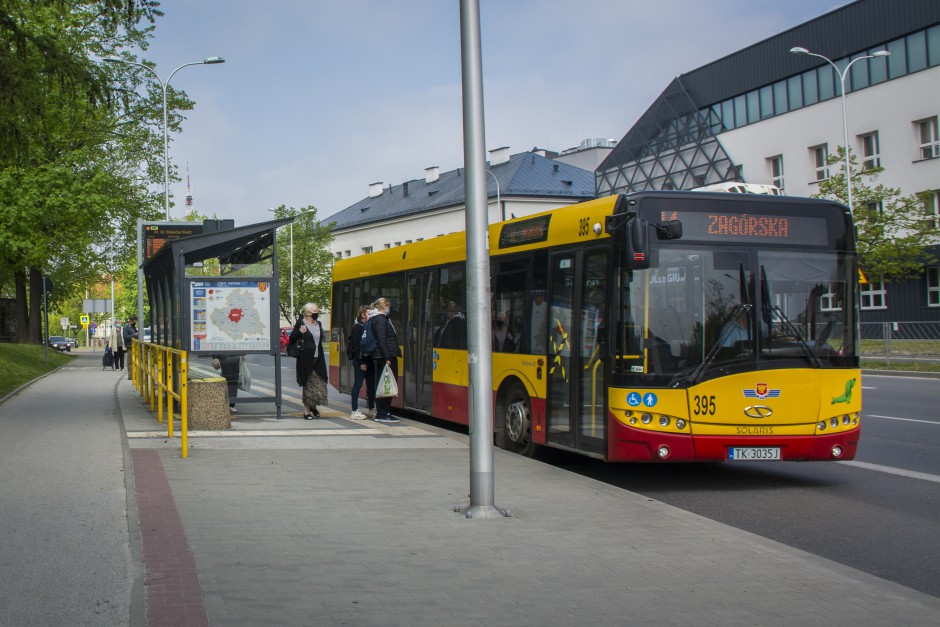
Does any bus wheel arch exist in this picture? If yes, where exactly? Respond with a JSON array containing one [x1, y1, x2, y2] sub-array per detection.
[[495, 378, 536, 457]]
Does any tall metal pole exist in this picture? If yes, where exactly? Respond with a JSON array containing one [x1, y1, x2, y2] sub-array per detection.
[[290, 221, 294, 319], [459, 0, 505, 519], [789, 48, 888, 214]]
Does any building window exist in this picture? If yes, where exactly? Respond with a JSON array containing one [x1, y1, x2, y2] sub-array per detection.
[[917, 117, 939, 160], [344, 250, 351, 258], [819, 288, 842, 312], [925, 191, 940, 229], [928, 267, 940, 307], [768, 155, 785, 191], [334, 252, 342, 260], [860, 277, 887, 310], [811, 144, 829, 181], [384, 243, 391, 249], [362, 246, 373, 255], [860, 132, 880, 170]]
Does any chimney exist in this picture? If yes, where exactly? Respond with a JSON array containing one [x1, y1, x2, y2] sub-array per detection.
[[369, 181, 384, 198], [489, 146, 510, 166], [425, 166, 439, 184], [403, 181, 409, 197]]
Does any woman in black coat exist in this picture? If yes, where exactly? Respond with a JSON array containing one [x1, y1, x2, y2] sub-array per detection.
[[288, 302, 328, 419], [371, 297, 402, 424]]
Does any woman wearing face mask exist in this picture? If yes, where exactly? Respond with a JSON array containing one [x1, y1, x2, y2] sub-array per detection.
[[371, 297, 402, 424], [289, 302, 328, 419]]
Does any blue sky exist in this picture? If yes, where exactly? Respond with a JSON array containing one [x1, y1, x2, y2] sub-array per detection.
[[139, 0, 843, 224]]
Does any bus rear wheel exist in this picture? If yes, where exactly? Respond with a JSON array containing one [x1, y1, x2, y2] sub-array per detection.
[[497, 381, 535, 457]]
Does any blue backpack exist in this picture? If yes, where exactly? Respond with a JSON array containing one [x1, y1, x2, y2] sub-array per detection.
[[360, 319, 378, 357]]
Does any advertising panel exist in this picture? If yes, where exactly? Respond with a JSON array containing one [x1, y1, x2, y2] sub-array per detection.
[[190, 280, 271, 352]]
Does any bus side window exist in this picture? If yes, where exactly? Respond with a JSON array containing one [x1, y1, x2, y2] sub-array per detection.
[[528, 251, 549, 355]]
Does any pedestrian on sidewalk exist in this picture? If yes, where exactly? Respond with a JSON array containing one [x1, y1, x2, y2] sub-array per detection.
[[371, 297, 401, 424], [112, 323, 126, 370], [347, 305, 375, 419], [289, 302, 328, 420], [211, 354, 241, 413]]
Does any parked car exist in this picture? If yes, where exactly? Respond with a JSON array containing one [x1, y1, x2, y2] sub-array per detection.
[[279, 327, 293, 354], [47, 335, 71, 352], [67, 337, 78, 349]]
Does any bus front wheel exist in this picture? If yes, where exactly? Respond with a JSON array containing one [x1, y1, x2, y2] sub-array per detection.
[[497, 381, 535, 457]]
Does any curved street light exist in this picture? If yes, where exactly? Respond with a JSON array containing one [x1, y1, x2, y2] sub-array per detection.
[[789, 47, 889, 213], [103, 56, 225, 220]]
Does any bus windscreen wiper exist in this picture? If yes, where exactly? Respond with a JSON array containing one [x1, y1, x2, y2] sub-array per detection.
[[769, 305, 822, 368]]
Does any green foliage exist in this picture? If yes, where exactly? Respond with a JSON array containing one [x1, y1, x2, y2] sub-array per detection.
[[269, 205, 336, 322], [813, 147, 939, 280], [0, 2, 192, 341]]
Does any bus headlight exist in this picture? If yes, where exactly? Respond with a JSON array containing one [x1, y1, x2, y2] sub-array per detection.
[[842, 414, 851, 426], [832, 446, 843, 458], [817, 421, 826, 431], [830, 417, 839, 428], [675, 419, 687, 430], [641, 413, 652, 424], [657, 445, 670, 459], [659, 415, 670, 427]]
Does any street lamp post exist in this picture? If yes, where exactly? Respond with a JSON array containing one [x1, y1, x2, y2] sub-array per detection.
[[486, 169, 503, 222], [789, 47, 889, 213], [269, 208, 311, 320], [103, 56, 225, 220]]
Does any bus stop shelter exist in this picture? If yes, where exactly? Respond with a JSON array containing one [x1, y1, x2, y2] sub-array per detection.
[[142, 217, 294, 417]]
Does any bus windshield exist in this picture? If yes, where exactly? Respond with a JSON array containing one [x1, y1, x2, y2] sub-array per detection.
[[616, 245, 857, 385]]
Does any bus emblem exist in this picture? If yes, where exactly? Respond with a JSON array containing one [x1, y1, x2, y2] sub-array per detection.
[[744, 406, 774, 419], [743, 384, 780, 400]]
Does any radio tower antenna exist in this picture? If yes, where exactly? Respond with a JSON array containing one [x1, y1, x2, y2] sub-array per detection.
[[184, 163, 194, 216]]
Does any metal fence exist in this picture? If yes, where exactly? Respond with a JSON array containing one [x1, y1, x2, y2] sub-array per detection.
[[859, 321, 940, 359]]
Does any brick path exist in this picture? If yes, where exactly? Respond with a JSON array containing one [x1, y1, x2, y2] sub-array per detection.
[[132, 449, 209, 626]]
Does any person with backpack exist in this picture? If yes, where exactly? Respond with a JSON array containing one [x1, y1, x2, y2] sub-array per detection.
[[371, 297, 402, 424], [346, 305, 374, 420]]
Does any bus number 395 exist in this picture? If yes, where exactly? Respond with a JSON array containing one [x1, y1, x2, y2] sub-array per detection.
[[693, 395, 717, 416]]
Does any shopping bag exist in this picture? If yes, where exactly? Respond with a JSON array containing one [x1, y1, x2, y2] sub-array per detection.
[[238, 356, 252, 391], [287, 337, 303, 358], [376, 364, 399, 398]]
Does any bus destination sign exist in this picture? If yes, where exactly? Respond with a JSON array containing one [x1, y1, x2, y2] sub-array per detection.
[[660, 210, 828, 246], [498, 214, 552, 249]]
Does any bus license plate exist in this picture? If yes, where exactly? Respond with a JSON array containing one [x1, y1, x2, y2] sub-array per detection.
[[729, 447, 780, 461]]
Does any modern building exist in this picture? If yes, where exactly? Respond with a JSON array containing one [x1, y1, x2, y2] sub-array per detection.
[[597, 0, 940, 326], [327, 146, 596, 260]]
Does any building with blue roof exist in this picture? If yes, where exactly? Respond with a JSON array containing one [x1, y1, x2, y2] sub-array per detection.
[[328, 145, 599, 259]]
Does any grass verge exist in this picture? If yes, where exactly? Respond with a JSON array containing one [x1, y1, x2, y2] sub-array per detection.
[[861, 360, 940, 373], [0, 344, 76, 399]]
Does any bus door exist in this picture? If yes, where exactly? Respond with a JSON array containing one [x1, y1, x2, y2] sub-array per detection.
[[338, 280, 368, 394], [547, 248, 607, 456], [404, 270, 436, 413]]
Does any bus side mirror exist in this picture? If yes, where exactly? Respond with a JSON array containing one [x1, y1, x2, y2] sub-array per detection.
[[625, 215, 650, 270], [656, 220, 682, 240]]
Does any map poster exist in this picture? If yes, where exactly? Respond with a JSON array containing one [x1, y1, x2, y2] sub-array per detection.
[[190, 280, 272, 352]]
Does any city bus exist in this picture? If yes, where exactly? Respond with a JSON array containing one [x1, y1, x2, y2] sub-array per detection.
[[329, 191, 861, 462]]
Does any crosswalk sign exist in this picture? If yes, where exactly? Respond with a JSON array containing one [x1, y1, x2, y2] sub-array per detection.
[[80, 314, 89, 329]]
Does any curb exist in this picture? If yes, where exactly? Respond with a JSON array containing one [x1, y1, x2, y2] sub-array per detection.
[[862, 369, 940, 379]]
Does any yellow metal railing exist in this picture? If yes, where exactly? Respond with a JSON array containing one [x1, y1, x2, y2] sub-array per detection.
[[130, 339, 190, 458]]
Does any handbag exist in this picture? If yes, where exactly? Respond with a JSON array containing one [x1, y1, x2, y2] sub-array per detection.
[[376, 363, 399, 398], [238, 356, 252, 391], [287, 336, 303, 358]]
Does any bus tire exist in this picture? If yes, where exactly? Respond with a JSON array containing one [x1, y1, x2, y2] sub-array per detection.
[[496, 380, 535, 457]]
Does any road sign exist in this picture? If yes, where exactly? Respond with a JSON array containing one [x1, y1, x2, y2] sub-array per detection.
[[80, 314, 89, 329], [90, 321, 97, 333], [60, 316, 69, 330]]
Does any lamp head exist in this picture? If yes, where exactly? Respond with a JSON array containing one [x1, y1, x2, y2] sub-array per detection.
[[203, 56, 225, 64], [871, 50, 890, 58], [789, 47, 810, 55], [102, 56, 121, 63]]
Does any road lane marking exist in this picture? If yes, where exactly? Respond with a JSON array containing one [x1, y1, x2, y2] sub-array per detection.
[[838, 460, 940, 484], [127, 428, 438, 438], [867, 414, 939, 426]]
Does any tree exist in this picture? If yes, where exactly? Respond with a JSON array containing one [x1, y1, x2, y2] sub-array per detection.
[[814, 147, 939, 281], [269, 205, 335, 323], [0, 2, 182, 342]]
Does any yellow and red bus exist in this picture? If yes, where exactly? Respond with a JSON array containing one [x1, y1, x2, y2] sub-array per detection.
[[330, 191, 861, 462]]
